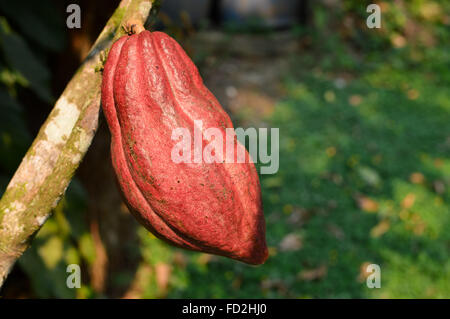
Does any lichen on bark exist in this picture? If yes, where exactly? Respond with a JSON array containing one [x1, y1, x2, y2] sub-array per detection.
[[0, 0, 156, 288]]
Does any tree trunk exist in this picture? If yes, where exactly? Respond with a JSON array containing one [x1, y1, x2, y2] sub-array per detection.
[[0, 0, 157, 289]]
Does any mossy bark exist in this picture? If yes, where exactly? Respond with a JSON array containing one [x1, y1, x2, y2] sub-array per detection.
[[0, 0, 156, 288]]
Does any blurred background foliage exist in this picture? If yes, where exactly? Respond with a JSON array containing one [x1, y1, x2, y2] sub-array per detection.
[[0, 0, 449, 298]]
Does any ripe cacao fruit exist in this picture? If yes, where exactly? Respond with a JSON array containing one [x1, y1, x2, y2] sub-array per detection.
[[101, 30, 268, 265]]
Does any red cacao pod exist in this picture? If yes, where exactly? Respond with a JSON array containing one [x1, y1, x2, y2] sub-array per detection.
[[101, 30, 268, 265]]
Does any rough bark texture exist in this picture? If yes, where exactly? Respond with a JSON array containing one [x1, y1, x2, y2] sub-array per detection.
[[0, 0, 155, 289]]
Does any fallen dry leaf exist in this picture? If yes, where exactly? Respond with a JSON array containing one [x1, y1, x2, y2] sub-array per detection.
[[357, 261, 373, 283], [355, 194, 379, 213], [370, 219, 390, 238], [279, 233, 303, 252], [298, 265, 328, 281], [433, 180, 445, 195], [155, 262, 172, 295], [413, 221, 426, 236], [349, 95, 363, 106], [391, 34, 406, 48], [407, 89, 420, 100], [410, 172, 425, 184], [228, 89, 275, 120], [402, 193, 416, 209], [327, 223, 345, 240], [260, 278, 289, 295], [408, 213, 427, 236], [287, 207, 311, 226]]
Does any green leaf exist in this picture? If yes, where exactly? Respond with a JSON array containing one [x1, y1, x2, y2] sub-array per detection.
[[0, 87, 31, 172], [0, 0, 66, 52], [0, 19, 53, 102], [37, 236, 64, 270], [79, 233, 96, 265]]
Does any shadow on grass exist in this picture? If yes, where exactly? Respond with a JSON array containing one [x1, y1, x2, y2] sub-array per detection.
[[166, 60, 450, 298]]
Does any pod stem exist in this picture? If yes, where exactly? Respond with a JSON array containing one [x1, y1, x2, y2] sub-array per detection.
[[124, 19, 146, 35]]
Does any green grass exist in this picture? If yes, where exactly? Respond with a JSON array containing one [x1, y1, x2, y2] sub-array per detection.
[[144, 44, 450, 299]]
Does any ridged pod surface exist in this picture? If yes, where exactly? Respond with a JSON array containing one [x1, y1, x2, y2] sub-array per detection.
[[101, 31, 268, 264]]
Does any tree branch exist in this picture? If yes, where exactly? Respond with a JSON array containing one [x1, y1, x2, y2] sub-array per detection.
[[0, 0, 156, 289]]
